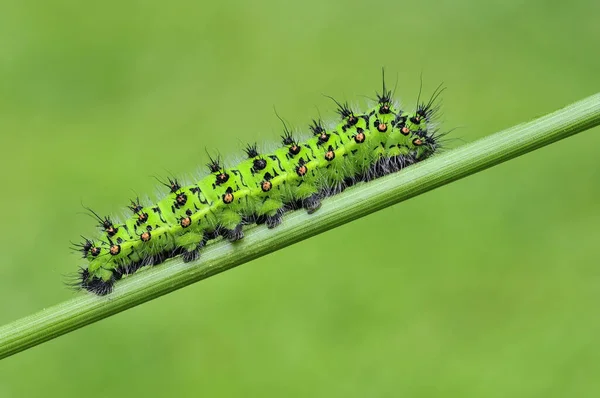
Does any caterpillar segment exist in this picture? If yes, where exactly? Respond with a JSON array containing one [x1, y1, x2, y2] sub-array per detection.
[[76, 79, 444, 295]]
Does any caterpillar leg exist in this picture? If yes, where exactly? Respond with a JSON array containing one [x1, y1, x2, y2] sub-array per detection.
[[181, 232, 211, 263], [174, 231, 204, 262], [265, 207, 286, 229], [222, 223, 244, 242], [80, 268, 115, 296], [181, 229, 219, 261], [243, 213, 264, 225], [302, 194, 321, 214], [364, 158, 387, 181], [217, 209, 244, 242]]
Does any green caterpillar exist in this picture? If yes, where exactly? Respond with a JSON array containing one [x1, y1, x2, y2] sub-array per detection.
[[74, 75, 445, 295]]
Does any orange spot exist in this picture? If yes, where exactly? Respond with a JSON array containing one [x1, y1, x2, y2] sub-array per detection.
[[354, 132, 365, 143], [401, 126, 410, 135], [141, 232, 151, 242], [180, 217, 192, 228], [110, 245, 120, 255], [262, 181, 272, 192], [297, 165, 307, 176]]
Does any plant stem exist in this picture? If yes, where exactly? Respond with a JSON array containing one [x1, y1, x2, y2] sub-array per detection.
[[1, 93, 600, 360]]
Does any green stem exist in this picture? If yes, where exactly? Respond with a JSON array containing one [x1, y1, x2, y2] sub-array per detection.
[[2, 93, 600, 360]]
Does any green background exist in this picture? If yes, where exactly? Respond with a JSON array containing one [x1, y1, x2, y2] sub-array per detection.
[[1, 0, 599, 396]]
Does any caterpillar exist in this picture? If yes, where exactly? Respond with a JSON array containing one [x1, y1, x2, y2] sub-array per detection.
[[73, 73, 446, 295]]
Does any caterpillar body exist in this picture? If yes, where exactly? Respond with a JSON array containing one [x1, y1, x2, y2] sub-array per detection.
[[74, 76, 445, 295]]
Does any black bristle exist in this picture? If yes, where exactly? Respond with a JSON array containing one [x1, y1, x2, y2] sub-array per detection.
[[128, 197, 144, 214], [244, 143, 259, 158], [281, 130, 295, 146], [376, 68, 393, 113], [206, 153, 222, 173], [309, 119, 325, 135]]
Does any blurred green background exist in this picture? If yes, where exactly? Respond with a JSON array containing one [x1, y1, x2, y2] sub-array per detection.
[[1, 0, 599, 396]]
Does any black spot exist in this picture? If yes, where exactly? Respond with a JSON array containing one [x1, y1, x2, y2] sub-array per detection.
[[252, 158, 267, 172], [318, 133, 330, 145], [105, 223, 118, 237], [136, 212, 148, 226], [215, 172, 229, 185], [379, 103, 391, 114], [175, 193, 187, 207], [288, 144, 301, 156], [346, 114, 358, 127]]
